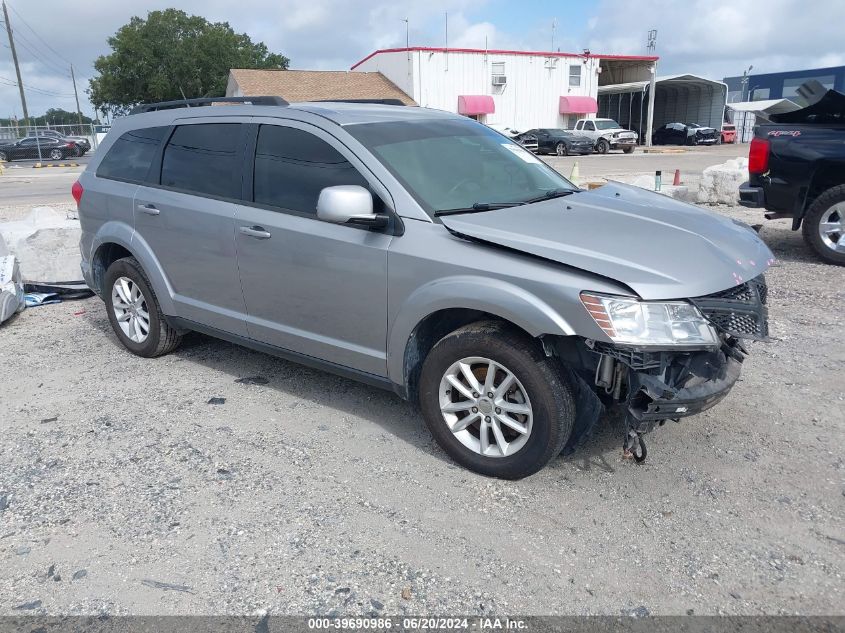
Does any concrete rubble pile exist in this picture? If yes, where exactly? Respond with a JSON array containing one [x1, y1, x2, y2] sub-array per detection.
[[697, 157, 749, 205], [0, 207, 83, 284]]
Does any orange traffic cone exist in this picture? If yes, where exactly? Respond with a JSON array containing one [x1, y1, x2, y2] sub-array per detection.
[[672, 169, 681, 186]]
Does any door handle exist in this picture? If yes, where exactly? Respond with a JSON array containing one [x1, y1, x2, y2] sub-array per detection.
[[137, 204, 160, 215], [239, 225, 271, 239]]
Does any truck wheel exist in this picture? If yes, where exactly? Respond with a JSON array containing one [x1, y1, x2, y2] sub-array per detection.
[[802, 186, 845, 265], [418, 321, 575, 479], [596, 139, 609, 154], [104, 257, 183, 357], [622, 146, 635, 154]]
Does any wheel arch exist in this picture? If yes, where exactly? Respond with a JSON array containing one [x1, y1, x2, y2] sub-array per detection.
[[803, 160, 845, 218], [90, 227, 176, 315], [387, 276, 576, 399]]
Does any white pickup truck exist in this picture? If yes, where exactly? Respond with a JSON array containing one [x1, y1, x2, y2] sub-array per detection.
[[573, 118, 638, 154]]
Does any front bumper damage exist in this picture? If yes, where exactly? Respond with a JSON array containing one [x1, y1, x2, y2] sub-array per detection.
[[558, 274, 769, 462]]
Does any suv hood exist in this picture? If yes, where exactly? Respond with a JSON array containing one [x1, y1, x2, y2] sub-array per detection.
[[440, 182, 773, 300]]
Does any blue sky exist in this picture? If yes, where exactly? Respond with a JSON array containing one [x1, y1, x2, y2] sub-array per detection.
[[2, 0, 844, 118]]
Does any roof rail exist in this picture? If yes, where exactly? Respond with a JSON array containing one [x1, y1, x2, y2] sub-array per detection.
[[129, 96, 289, 114], [314, 99, 407, 106]]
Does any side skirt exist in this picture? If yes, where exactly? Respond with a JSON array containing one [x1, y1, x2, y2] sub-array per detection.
[[169, 317, 405, 398]]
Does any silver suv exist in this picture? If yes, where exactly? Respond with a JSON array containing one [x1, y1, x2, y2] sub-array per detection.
[[75, 97, 773, 479]]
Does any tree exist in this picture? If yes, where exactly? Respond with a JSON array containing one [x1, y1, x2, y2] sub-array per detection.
[[88, 9, 289, 114]]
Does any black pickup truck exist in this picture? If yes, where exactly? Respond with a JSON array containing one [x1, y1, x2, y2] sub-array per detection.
[[739, 81, 845, 265]]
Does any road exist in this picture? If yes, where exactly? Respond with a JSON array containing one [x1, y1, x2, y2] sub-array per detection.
[[0, 156, 91, 208]]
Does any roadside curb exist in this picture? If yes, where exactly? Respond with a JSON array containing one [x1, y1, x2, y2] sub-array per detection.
[[32, 163, 80, 168], [642, 148, 688, 154]]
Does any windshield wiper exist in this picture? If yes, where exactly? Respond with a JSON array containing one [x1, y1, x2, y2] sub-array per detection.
[[520, 188, 577, 204], [434, 202, 523, 217]]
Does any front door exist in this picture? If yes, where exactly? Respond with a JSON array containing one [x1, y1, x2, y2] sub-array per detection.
[[234, 122, 391, 376], [133, 121, 249, 336]]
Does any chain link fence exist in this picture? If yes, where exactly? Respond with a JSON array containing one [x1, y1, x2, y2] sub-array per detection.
[[0, 123, 109, 154]]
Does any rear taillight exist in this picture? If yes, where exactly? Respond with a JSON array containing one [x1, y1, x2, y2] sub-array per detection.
[[748, 137, 770, 174], [71, 180, 83, 208]]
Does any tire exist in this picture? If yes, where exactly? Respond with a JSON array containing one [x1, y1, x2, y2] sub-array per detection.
[[104, 257, 183, 357], [49, 149, 62, 161], [596, 138, 609, 154], [0, 151, 7, 162], [555, 142, 568, 156], [418, 321, 575, 479], [622, 146, 635, 154], [801, 185, 845, 265]]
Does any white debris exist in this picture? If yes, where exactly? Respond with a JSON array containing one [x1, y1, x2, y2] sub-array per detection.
[[0, 251, 25, 324], [697, 157, 749, 205], [0, 207, 82, 284], [612, 175, 692, 201]]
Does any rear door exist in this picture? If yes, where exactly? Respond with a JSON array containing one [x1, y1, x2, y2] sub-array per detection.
[[233, 121, 392, 376], [133, 120, 249, 336]]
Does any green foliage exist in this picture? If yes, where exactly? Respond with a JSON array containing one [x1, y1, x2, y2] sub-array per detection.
[[88, 9, 289, 114], [0, 108, 94, 127]]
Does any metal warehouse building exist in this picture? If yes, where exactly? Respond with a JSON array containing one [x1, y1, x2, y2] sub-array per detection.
[[597, 74, 728, 143], [351, 47, 658, 134]]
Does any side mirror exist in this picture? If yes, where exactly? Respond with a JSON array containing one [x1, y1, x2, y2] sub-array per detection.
[[317, 185, 389, 229]]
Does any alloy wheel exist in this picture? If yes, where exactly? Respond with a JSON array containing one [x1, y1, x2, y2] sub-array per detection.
[[556, 143, 568, 156], [111, 276, 150, 343], [819, 204, 844, 253], [438, 356, 533, 458], [49, 149, 62, 160]]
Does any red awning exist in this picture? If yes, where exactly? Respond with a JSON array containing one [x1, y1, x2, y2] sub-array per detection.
[[458, 95, 495, 115], [559, 96, 598, 114]]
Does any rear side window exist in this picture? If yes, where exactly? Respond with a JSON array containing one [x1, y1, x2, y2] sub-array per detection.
[[97, 126, 168, 183], [161, 123, 242, 198], [253, 125, 368, 214]]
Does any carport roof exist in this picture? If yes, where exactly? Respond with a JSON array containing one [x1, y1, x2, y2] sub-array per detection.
[[726, 99, 801, 116], [598, 74, 727, 95]]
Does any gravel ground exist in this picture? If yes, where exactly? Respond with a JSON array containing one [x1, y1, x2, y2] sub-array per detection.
[[0, 201, 843, 617]]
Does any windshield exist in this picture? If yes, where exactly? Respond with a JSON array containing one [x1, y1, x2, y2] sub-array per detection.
[[595, 120, 621, 130], [347, 119, 577, 217]]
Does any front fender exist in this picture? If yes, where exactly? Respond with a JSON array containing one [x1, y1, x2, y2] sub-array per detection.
[[386, 275, 576, 384], [91, 222, 177, 316]]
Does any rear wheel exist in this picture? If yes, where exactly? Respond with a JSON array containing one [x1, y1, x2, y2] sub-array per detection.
[[802, 186, 845, 265], [622, 146, 635, 154], [49, 148, 62, 161], [418, 321, 575, 479], [555, 142, 568, 156], [104, 257, 183, 356], [596, 138, 609, 154], [0, 151, 7, 162]]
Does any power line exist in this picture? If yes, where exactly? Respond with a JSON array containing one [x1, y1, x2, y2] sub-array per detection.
[[8, 27, 72, 77], [6, 0, 70, 70]]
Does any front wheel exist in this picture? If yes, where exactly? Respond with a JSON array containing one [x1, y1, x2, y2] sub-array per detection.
[[418, 321, 575, 479], [802, 185, 845, 265], [104, 257, 183, 356], [596, 138, 609, 154], [0, 151, 7, 162], [555, 142, 568, 156]]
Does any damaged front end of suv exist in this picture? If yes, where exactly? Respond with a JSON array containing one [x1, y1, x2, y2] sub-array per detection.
[[555, 275, 769, 461]]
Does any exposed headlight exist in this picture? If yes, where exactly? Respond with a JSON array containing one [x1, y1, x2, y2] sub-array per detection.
[[580, 292, 718, 347]]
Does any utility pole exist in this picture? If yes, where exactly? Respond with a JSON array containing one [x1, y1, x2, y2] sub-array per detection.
[[2, 0, 29, 127], [70, 65, 84, 127], [552, 18, 556, 52]]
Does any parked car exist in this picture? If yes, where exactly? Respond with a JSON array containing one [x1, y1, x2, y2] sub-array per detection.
[[34, 129, 91, 156], [517, 129, 594, 156], [720, 124, 737, 144], [573, 118, 638, 153], [652, 123, 718, 146], [486, 124, 538, 152], [76, 97, 773, 479], [740, 81, 845, 265], [0, 136, 79, 162]]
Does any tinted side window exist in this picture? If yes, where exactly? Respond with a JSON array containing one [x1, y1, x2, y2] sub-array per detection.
[[585, 121, 595, 131], [161, 123, 241, 198], [253, 125, 367, 214], [97, 126, 169, 183]]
